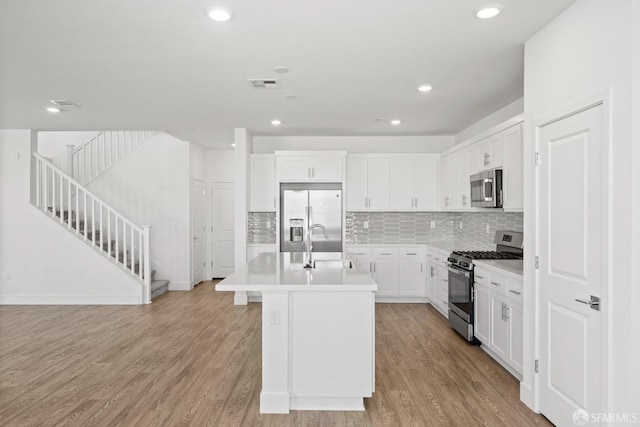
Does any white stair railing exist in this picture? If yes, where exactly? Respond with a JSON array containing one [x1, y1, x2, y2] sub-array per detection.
[[67, 131, 156, 185], [33, 152, 151, 304]]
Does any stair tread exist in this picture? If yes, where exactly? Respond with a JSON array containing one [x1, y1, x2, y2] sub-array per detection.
[[151, 279, 169, 290]]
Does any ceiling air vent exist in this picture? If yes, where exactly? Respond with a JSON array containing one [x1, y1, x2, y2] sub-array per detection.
[[49, 100, 80, 108], [248, 79, 280, 89]]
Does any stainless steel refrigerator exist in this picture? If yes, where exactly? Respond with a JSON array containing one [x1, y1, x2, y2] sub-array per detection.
[[280, 183, 342, 253]]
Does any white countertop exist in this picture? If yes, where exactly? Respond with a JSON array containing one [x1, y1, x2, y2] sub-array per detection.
[[216, 252, 378, 292], [474, 259, 523, 277]]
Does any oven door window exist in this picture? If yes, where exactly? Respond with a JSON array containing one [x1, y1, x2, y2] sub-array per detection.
[[448, 267, 472, 322]]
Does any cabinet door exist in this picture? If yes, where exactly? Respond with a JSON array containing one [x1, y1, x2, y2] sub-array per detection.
[[490, 133, 504, 168], [507, 303, 523, 374], [389, 158, 415, 210], [398, 260, 426, 297], [436, 265, 449, 313], [372, 259, 398, 296], [502, 124, 523, 210], [474, 285, 491, 344], [367, 159, 390, 210], [441, 155, 453, 209], [277, 157, 312, 181], [478, 133, 503, 170], [250, 157, 276, 211], [346, 159, 368, 211], [455, 151, 470, 209], [490, 293, 509, 360], [312, 157, 343, 181], [415, 157, 439, 211], [426, 262, 436, 301]]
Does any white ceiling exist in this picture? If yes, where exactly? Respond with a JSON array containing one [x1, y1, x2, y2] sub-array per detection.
[[0, 0, 575, 148]]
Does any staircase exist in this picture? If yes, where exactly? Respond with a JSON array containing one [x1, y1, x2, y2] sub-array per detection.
[[32, 139, 169, 303]]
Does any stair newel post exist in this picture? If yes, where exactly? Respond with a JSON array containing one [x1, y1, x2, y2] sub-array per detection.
[[143, 225, 152, 304], [66, 144, 74, 179]]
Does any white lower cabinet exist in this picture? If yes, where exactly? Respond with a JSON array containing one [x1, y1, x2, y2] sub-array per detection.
[[347, 246, 426, 301], [474, 265, 523, 378], [425, 249, 450, 317]]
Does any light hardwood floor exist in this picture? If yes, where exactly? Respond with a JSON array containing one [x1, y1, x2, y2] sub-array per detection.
[[0, 281, 550, 426]]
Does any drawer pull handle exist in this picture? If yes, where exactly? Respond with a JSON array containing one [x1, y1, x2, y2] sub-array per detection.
[[475, 275, 484, 279], [406, 252, 417, 255], [491, 281, 501, 287], [380, 253, 392, 255], [509, 290, 521, 295]]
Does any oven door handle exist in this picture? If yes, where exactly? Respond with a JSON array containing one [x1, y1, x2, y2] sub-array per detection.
[[448, 266, 471, 278]]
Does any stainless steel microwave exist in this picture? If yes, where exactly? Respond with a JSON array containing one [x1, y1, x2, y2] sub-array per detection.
[[470, 169, 503, 208]]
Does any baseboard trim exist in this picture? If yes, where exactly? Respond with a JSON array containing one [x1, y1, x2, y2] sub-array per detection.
[[520, 381, 537, 412], [169, 282, 192, 291], [0, 294, 141, 305], [375, 297, 429, 303]]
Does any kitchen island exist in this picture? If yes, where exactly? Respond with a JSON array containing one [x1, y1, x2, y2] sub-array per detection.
[[216, 252, 377, 414]]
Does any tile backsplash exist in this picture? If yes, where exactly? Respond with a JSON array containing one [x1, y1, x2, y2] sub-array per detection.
[[247, 212, 276, 244], [248, 210, 523, 249]]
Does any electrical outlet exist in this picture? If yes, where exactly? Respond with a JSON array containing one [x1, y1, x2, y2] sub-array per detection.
[[430, 221, 436, 229], [266, 220, 271, 229], [363, 221, 369, 229], [6, 272, 12, 280], [270, 309, 280, 325], [459, 221, 463, 229], [486, 225, 490, 234]]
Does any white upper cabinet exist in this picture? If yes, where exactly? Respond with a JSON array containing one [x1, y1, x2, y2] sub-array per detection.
[[346, 158, 390, 211], [389, 158, 415, 210], [276, 152, 344, 182], [476, 133, 503, 171], [414, 156, 440, 211], [502, 124, 523, 211], [441, 148, 474, 211], [250, 155, 276, 211], [389, 156, 440, 211]]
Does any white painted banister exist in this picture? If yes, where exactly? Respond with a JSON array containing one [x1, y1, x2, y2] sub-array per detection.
[[70, 131, 155, 185], [33, 152, 151, 304]]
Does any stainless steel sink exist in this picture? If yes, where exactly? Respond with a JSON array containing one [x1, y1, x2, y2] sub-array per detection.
[[312, 259, 353, 269]]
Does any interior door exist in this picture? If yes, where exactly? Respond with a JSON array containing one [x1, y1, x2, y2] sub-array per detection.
[[538, 104, 604, 425], [191, 179, 205, 285], [211, 182, 235, 278]]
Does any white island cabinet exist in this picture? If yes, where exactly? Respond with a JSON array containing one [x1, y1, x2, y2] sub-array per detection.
[[216, 253, 377, 414]]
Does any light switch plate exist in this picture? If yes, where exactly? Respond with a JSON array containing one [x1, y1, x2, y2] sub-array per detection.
[[266, 220, 271, 229], [363, 221, 369, 229], [486, 225, 490, 234], [430, 221, 436, 229]]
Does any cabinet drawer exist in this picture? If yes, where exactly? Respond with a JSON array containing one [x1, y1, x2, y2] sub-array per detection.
[[372, 248, 398, 258], [398, 248, 426, 258], [347, 248, 373, 259], [474, 268, 490, 286], [507, 279, 523, 305], [488, 272, 508, 296]]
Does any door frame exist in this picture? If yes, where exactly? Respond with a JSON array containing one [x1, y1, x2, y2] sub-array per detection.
[[528, 88, 612, 413], [191, 178, 206, 287]]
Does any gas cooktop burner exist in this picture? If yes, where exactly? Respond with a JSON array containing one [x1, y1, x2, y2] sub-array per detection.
[[451, 250, 522, 260]]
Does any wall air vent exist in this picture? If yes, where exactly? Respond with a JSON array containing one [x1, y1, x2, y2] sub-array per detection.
[[248, 79, 280, 89], [49, 100, 80, 108]]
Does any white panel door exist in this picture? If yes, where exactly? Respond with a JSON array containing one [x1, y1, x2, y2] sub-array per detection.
[[372, 259, 398, 296], [211, 182, 235, 278], [474, 285, 491, 344], [415, 157, 439, 210], [389, 158, 415, 210], [250, 157, 276, 211], [191, 179, 206, 285], [366, 159, 390, 210], [538, 105, 603, 425], [397, 260, 426, 297], [346, 158, 368, 211]]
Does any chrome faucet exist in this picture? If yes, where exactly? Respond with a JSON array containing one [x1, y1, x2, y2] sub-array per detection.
[[304, 224, 329, 268]]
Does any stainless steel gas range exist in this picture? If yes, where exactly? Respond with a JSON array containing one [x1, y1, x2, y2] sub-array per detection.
[[447, 230, 524, 342]]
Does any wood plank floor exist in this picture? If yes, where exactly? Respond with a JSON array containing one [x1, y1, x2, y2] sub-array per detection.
[[0, 281, 551, 426]]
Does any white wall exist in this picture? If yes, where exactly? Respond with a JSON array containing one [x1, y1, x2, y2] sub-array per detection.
[[631, 0, 640, 410], [204, 150, 234, 182], [454, 98, 523, 144], [190, 143, 205, 181], [0, 130, 142, 304], [252, 135, 454, 154], [86, 133, 191, 291], [37, 131, 97, 169], [523, 0, 637, 414]]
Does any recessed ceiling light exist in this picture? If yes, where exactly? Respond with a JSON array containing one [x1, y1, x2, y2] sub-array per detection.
[[271, 119, 282, 126], [390, 119, 401, 126], [45, 107, 61, 113], [475, 4, 503, 19], [207, 7, 233, 22], [283, 94, 297, 100], [273, 66, 289, 74], [418, 84, 433, 92], [231, 143, 236, 147]]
